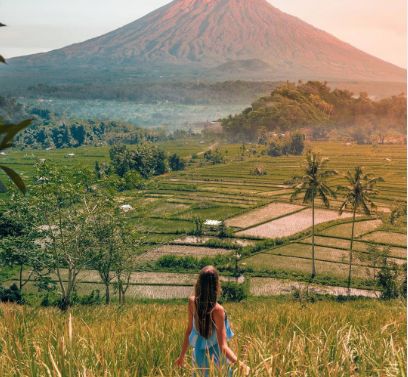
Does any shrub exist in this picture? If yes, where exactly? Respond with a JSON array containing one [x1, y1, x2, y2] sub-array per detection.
[[0, 284, 23, 304], [376, 260, 401, 299], [221, 281, 249, 302], [204, 149, 225, 164], [193, 216, 204, 236], [218, 221, 232, 238], [267, 133, 305, 157], [169, 153, 186, 171]]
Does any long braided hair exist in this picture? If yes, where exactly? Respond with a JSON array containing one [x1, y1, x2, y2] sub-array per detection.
[[194, 266, 221, 338]]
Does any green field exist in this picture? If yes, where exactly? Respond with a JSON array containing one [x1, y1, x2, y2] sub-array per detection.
[[0, 299, 405, 376], [1, 141, 406, 295]]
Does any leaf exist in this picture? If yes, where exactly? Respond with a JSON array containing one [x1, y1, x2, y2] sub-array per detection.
[[0, 119, 32, 150], [0, 165, 26, 194], [0, 55, 6, 64], [0, 178, 7, 193]]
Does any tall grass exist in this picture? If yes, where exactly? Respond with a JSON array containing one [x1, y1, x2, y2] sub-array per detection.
[[0, 299, 405, 376]]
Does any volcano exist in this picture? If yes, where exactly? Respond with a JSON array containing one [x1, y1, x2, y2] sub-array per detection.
[[4, 0, 406, 83]]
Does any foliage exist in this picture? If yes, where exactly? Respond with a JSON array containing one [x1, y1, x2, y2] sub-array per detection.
[[109, 143, 175, 178], [221, 281, 248, 302], [0, 120, 32, 193], [291, 151, 337, 278], [337, 166, 383, 292], [267, 133, 305, 157], [169, 153, 186, 171], [0, 23, 31, 192], [0, 192, 49, 292], [217, 221, 232, 238], [203, 149, 225, 164], [222, 81, 407, 142], [192, 216, 204, 236], [30, 163, 98, 310], [156, 255, 228, 271], [11, 116, 169, 150], [389, 201, 407, 227], [376, 262, 401, 300], [0, 283, 23, 304]]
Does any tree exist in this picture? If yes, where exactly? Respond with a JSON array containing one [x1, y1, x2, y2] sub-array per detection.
[[114, 229, 141, 305], [88, 197, 123, 304], [0, 192, 49, 292], [32, 163, 94, 310], [110, 144, 130, 177], [288, 133, 305, 155], [291, 151, 337, 278], [338, 167, 383, 293], [169, 153, 185, 171]]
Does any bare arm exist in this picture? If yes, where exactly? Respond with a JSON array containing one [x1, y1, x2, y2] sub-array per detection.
[[213, 306, 238, 364], [175, 296, 194, 367]]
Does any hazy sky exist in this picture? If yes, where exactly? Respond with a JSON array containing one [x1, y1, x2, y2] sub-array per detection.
[[1, 0, 406, 68]]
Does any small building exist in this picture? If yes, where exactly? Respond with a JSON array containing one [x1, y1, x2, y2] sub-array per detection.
[[120, 204, 134, 213]]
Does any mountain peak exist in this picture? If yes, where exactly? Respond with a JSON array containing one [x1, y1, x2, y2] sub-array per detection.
[[8, 0, 406, 82]]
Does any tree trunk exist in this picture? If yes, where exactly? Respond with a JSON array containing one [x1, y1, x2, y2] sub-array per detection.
[[105, 283, 110, 305], [311, 197, 316, 278], [121, 289, 126, 305], [19, 264, 24, 292], [348, 206, 357, 295]]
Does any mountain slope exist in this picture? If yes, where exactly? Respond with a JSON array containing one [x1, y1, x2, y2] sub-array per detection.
[[6, 0, 407, 82]]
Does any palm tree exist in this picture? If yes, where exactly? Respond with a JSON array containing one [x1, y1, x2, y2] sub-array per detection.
[[338, 166, 383, 293], [291, 151, 337, 278]]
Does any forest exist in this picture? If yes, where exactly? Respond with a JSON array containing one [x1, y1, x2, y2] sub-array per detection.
[[222, 81, 407, 142], [0, 96, 191, 149]]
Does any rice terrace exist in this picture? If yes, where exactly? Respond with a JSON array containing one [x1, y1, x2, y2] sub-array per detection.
[[0, 0, 407, 376]]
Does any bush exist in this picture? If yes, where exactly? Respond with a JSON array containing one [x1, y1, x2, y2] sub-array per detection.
[[156, 255, 228, 271], [218, 221, 232, 238], [267, 133, 305, 157], [0, 283, 23, 304], [221, 281, 249, 302], [77, 290, 102, 305], [204, 149, 225, 164], [377, 262, 400, 299], [169, 153, 186, 171], [193, 216, 204, 236]]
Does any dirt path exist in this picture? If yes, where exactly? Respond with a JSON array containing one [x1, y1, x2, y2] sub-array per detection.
[[197, 141, 219, 156]]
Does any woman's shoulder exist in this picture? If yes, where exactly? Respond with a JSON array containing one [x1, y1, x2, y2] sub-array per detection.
[[212, 303, 226, 318]]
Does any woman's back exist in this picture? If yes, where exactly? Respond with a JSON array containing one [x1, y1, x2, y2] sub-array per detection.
[[189, 299, 234, 350]]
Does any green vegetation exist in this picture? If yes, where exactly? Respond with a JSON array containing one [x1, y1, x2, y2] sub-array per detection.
[[0, 139, 406, 301], [266, 132, 305, 156], [338, 166, 383, 292], [222, 81, 406, 142], [290, 152, 337, 278]]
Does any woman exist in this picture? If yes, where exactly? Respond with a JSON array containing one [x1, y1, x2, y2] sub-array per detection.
[[175, 266, 250, 376]]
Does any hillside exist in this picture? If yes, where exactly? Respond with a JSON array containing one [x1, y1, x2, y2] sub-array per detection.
[[222, 81, 407, 142]]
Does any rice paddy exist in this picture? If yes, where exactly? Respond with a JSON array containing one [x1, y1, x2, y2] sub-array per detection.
[[236, 208, 354, 239], [1, 141, 406, 295]]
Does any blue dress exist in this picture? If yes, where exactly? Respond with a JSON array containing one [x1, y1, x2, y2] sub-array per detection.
[[189, 313, 234, 376]]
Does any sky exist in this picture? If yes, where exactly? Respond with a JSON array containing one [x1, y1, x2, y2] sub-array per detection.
[[1, 0, 406, 68]]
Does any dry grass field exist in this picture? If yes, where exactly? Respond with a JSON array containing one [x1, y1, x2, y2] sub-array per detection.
[[0, 299, 405, 376], [236, 208, 354, 239], [225, 202, 304, 228]]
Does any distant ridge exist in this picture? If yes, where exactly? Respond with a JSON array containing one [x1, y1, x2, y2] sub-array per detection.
[[3, 0, 406, 85]]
